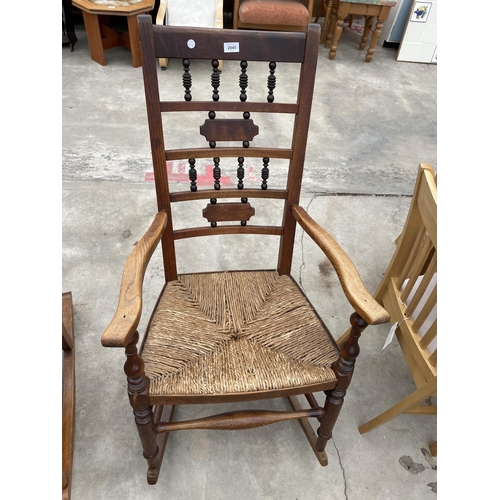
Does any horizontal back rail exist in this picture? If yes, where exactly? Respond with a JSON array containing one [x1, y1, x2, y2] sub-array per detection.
[[173, 225, 283, 240], [170, 188, 288, 203], [160, 102, 298, 114], [151, 25, 307, 62], [165, 147, 293, 161]]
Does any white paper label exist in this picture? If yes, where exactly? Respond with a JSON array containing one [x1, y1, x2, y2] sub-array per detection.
[[224, 42, 240, 53], [382, 323, 398, 353], [187, 39, 196, 49]]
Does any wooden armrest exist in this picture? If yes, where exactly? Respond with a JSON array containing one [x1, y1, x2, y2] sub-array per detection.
[[292, 204, 390, 325], [101, 211, 168, 348]]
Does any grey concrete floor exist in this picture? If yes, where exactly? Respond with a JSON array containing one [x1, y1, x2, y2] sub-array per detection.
[[62, 15, 437, 500]]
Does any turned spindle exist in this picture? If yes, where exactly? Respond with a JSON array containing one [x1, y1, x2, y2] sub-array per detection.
[[188, 158, 197, 192], [261, 157, 269, 190], [267, 62, 276, 103], [182, 58, 192, 101], [239, 61, 248, 102]]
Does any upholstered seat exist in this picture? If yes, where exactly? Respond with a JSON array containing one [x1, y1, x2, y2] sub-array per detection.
[[142, 271, 339, 397], [238, 0, 310, 27]]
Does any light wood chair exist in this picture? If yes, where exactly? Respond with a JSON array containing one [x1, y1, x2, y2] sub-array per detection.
[[62, 292, 75, 500], [101, 15, 390, 485], [358, 163, 437, 456], [323, 0, 397, 62], [155, 0, 224, 69], [233, 0, 315, 32]]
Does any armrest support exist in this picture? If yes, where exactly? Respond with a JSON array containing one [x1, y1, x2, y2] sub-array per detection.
[[292, 204, 389, 325], [101, 211, 168, 348]]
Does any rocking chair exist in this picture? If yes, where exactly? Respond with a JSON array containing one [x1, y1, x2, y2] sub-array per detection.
[[101, 15, 389, 485]]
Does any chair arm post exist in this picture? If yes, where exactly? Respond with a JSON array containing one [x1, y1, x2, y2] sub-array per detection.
[[101, 211, 168, 348], [291, 204, 389, 326], [316, 312, 367, 452]]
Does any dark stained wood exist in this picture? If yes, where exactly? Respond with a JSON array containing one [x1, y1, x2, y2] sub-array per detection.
[[203, 202, 255, 223], [104, 17, 386, 486], [200, 119, 259, 142], [173, 225, 282, 240], [149, 22, 307, 62], [287, 396, 328, 466], [170, 188, 287, 203], [277, 23, 321, 275], [155, 407, 325, 433], [62, 292, 75, 500], [165, 147, 293, 161], [149, 380, 338, 405], [138, 15, 177, 281], [316, 312, 367, 452], [160, 101, 298, 114]]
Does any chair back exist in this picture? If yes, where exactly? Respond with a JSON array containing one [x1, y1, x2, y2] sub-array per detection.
[[137, 15, 321, 281], [375, 164, 437, 383]]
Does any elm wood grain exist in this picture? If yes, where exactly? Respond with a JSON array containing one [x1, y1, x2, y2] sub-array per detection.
[[200, 119, 259, 142], [150, 23, 307, 62], [292, 204, 389, 326], [203, 202, 255, 223], [155, 407, 325, 433], [160, 101, 298, 114], [170, 188, 288, 203], [165, 147, 293, 161], [173, 225, 283, 240], [102, 211, 167, 348], [277, 24, 320, 275], [139, 17, 178, 281], [62, 292, 75, 500], [104, 18, 384, 484], [287, 395, 328, 466]]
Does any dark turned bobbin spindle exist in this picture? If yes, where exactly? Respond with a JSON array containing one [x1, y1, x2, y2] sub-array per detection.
[[267, 62, 276, 103], [241, 197, 248, 226], [211, 60, 220, 101], [239, 61, 248, 102], [242, 111, 250, 148], [188, 158, 197, 192], [182, 59, 192, 101], [210, 197, 217, 227], [237, 157, 245, 190], [213, 156, 221, 190], [261, 157, 269, 190], [208, 111, 216, 148]]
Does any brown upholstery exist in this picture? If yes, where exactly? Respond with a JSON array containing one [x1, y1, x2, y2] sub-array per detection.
[[238, 0, 311, 27], [142, 271, 339, 396]]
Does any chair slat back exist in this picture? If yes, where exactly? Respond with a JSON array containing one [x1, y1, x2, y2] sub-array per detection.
[[375, 164, 437, 379], [138, 16, 320, 281]]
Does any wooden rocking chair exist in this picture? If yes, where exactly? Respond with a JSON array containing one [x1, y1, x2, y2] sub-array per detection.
[[101, 15, 389, 485]]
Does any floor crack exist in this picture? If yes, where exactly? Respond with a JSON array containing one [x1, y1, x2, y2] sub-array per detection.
[[331, 437, 349, 500], [298, 192, 320, 290]]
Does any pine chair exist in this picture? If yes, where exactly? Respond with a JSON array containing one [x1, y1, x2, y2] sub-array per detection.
[[101, 15, 390, 485], [233, 0, 315, 32], [358, 163, 437, 456]]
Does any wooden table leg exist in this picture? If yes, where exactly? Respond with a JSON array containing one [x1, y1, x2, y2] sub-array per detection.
[[360, 16, 374, 51], [328, 14, 345, 59], [127, 14, 142, 68], [320, 1, 334, 45], [365, 7, 390, 62], [82, 11, 106, 66]]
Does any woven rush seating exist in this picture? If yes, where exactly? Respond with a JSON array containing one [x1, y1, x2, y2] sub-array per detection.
[[142, 271, 339, 397]]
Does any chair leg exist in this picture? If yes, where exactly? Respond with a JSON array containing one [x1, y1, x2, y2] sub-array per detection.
[[358, 377, 437, 434], [359, 16, 374, 51], [316, 312, 367, 452], [365, 18, 383, 62], [328, 14, 345, 59], [320, 1, 334, 45], [124, 332, 162, 484]]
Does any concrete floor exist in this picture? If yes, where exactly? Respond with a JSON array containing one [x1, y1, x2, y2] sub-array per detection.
[[62, 15, 437, 500]]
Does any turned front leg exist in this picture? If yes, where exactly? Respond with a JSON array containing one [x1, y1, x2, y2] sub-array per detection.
[[124, 331, 159, 484], [365, 18, 384, 62], [316, 312, 367, 452], [360, 16, 375, 51], [328, 15, 346, 59]]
